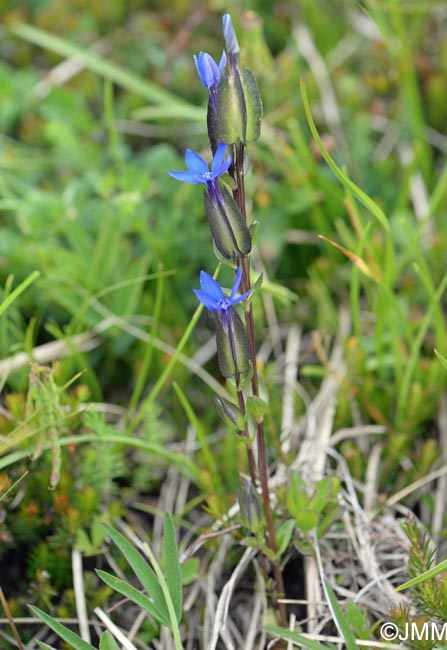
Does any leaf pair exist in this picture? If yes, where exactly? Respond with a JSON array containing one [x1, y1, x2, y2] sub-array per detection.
[[29, 515, 183, 650]]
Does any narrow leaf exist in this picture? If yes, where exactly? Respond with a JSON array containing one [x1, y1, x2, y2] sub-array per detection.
[[396, 557, 447, 591], [300, 79, 389, 233], [435, 349, 447, 371], [323, 580, 357, 650], [241, 66, 262, 142], [102, 523, 169, 622], [10, 23, 202, 119], [164, 514, 182, 622], [265, 625, 335, 649], [0, 271, 40, 317], [99, 631, 120, 650], [318, 235, 380, 281], [29, 606, 95, 650], [96, 570, 170, 627]]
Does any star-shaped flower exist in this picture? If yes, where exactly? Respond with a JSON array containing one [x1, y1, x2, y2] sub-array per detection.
[[167, 143, 231, 186], [193, 267, 250, 312], [194, 51, 226, 90]]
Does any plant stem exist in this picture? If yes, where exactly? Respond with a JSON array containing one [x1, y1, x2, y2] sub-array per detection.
[[236, 387, 258, 488], [233, 142, 287, 628]]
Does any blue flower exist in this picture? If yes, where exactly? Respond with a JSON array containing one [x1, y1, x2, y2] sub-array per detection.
[[194, 51, 226, 90], [194, 267, 250, 312], [167, 142, 231, 186], [222, 14, 239, 57]]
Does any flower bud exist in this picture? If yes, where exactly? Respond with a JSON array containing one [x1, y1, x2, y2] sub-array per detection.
[[215, 397, 246, 431], [223, 14, 240, 60], [238, 479, 263, 532], [204, 186, 251, 261], [215, 308, 249, 382], [207, 65, 262, 147]]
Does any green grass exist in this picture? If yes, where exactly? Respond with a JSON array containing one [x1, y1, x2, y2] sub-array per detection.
[[0, 1, 446, 648]]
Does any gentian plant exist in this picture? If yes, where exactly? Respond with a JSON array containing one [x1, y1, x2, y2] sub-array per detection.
[[169, 13, 287, 627]]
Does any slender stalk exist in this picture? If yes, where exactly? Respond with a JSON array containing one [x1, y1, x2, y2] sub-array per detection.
[[234, 142, 287, 628], [236, 387, 258, 488]]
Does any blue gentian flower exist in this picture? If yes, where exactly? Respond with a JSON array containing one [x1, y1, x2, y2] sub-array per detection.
[[194, 51, 226, 90], [222, 14, 239, 58], [194, 50, 226, 111], [168, 142, 231, 187], [194, 267, 250, 312]]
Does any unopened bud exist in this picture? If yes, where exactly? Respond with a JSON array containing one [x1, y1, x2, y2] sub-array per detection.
[[238, 479, 263, 532], [215, 308, 249, 382], [204, 187, 251, 261], [223, 14, 240, 60], [215, 397, 246, 431]]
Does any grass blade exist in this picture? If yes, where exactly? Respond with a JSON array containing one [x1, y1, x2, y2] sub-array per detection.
[[323, 579, 357, 650], [300, 79, 389, 233], [265, 625, 335, 649], [10, 23, 203, 121], [164, 513, 182, 622], [0, 271, 40, 318], [396, 557, 447, 592]]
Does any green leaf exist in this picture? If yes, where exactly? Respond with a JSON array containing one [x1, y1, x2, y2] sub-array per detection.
[[0, 271, 40, 318], [29, 606, 96, 650], [99, 631, 120, 650], [396, 557, 447, 592], [181, 558, 200, 586], [345, 602, 370, 640], [246, 395, 268, 423], [96, 570, 170, 627], [323, 580, 357, 650], [241, 66, 263, 142], [164, 514, 182, 623], [308, 478, 340, 514], [294, 508, 319, 532], [435, 348, 447, 371], [101, 523, 169, 623], [265, 625, 335, 649], [300, 79, 389, 233], [276, 519, 296, 556], [10, 23, 202, 120]]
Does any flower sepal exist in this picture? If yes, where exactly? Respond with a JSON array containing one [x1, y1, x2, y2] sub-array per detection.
[[215, 308, 249, 383], [238, 480, 264, 534], [207, 65, 262, 147], [204, 186, 251, 261]]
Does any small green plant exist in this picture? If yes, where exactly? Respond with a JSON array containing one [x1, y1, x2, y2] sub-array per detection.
[[29, 514, 184, 650]]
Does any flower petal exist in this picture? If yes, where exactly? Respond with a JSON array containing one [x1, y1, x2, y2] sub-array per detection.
[[218, 50, 227, 75], [167, 170, 204, 184], [230, 266, 243, 299], [199, 270, 224, 300], [194, 52, 220, 89], [185, 148, 209, 175], [193, 289, 219, 310], [211, 143, 232, 177], [211, 142, 226, 171], [229, 290, 250, 306], [223, 15, 239, 56]]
